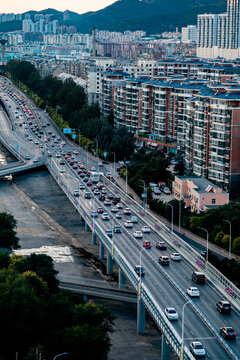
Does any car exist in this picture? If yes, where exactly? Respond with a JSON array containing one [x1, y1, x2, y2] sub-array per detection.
[[113, 197, 121, 205], [190, 342, 206, 358], [97, 183, 104, 190], [86, 181, 92, 186], [163, 187, 171, 194], [108, 193, 113, 200], [60, 160, 65, 165], [83, 177, 88, 182], [124, 208, 131, 215], [143, 241, 152, 249], [73, 150, 79, 155], [134, 231, 142, 239], [28, 136, 33, 141], [106, 172, 112, 179], [187, 287, 200, 298], [159, 255, 170, 265], [111, 206, 118, 213], [102, 160, 110, 164], [99, 195, 105, 201], [192, 271, 206, 284], [116, 202, 123, 209], [80, 173, 85, 178], [170, 253, 181, 261], [104, 199, 111, 206], [79, 184, 85, 190], [132, 216, 138, 223], [216, 300, 232, 314], [219, 327, 236, 340], [73, 165, 78, 170], [106, 230, 113, 238], [33, 158, 38, 163], [156, 241, 167, 250], [99, 162, 103, 166], [102, 213, 110, 220], [60, 168, 65, 173], [114, 225, 122, 233], [164, 307, 179, 321], [91, 210, 98, 218], [94, 189, 100, 195], [85, 192, 91, 199], [116, 212, 122, 219], [124, 220, 133, 228], [134, 265, 145, 276], [70, 161, 74, 166], [74, 190, 80, 197], [35, 140, 40, 145], [91, 167, 96, 172], [97, 207, 104, 214], [102, 188, 107, 194], [25, 155, 31, 160], [142, 226, 151, 233]]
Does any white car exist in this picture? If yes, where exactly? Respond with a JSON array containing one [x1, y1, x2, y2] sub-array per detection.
[[164, 307, 178, 321], [111, 206, 118, 213], [73, 150, 79, 155], [60, 168, 65, 173], [55, 153, 60, 158], [99, 162, 103, 166], [124, 220, 133, 228], [91, 167, 96, 172], [35, 140, 39, 145], [190, 342, 206, 358], [163, 187, 171, 194], [123, 208, 131, 215], [134, 231, 143, 239], [187, 287, 200, 298], [170, 253, 181, 261], [142, 226, 150, 233], [102, 212, 110, 220], [79, 184, 85, 190], [116, 202, 123, 209], [33, 158, 38, 163]]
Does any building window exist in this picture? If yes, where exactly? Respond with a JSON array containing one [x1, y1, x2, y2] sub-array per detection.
[[212, 198, 216, 204]]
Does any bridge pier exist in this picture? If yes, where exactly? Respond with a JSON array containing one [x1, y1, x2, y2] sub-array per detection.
[[85, 222, 90, 232], [99, 242, 104, 260], [161, 334, 171, 360], [79, 214, 83, 221], [92, 232, 97, 245], [119, 268, 126, 289], [137, 296, 145, 334], [107, 252, 113, 275]]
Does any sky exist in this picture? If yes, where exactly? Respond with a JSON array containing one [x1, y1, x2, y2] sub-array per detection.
[[0, 0, 116, 15]]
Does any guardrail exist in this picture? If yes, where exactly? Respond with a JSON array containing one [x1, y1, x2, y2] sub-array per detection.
[[102, 175, 240, 311]]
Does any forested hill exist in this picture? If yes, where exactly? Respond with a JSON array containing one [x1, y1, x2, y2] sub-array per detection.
[[0, 0, 227, 34]]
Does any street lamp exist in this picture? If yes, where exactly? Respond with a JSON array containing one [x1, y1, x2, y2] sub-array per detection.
[[167, 203, 174, 236], [197, 227, 209, 267], [111, 151, 116, 178], [138, 247, 144, 296], [85, 147, 89, 166], [180, 301, 191, 360], [111, 216, 115, 258], [53, 353, 68, 360], [138, 179, 147, 211], [223, 219, 232, 260], [179, 181, 182, 233], [121, 164, 128, 194], [94, 138, 98, 156], [96, 154, 100, 173]]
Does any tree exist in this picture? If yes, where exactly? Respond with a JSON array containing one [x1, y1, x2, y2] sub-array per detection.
[[222, 234, 229, 249], [232, 237, 240, 255], [189, 216, 202, 230], [0, 212, 19, 249], [214, 231, 225, 246], [0, 250, 10, 269], [174, 160, 185, 176]]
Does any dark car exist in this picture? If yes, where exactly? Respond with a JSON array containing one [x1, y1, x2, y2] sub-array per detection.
[[85, 192, 91, 199], [114, 225, 122, 233], [106, 230, 113, 238], [192, 271, 206, 284], [159, 255, 170, 265], [220, 327, 236, 340], [113, 197, 121, 205], [134, 265, 145, 277], [108, 193, 114, 200], [102, 160, 109, 164], [97, 207, 104, 214], [156, 241, 167, 250], [216, 300, 232, 314], [83, 177, 88, 182], [99, 195, 106, 201]]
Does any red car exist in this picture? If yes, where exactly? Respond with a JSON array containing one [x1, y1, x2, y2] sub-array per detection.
[[86, 181, 92, 186], [97, 207, 104, 213], [73, 165, 78, 169], [70, 161, 74, 166], [143, 241, 152, 249], [77, 170, 82, 174]]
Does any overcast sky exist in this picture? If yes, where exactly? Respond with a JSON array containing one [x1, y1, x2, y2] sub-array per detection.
[[0, 0, 116, 15]]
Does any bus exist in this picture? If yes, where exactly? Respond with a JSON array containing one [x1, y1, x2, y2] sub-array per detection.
[[90, 172, 100, 183]]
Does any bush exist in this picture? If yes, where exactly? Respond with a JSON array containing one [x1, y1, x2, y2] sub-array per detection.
[[214, 231, 225, 246], [232, 237, 240, 255]]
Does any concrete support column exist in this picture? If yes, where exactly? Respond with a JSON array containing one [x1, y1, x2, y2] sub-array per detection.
[[137, 296, 145, 334], [161, 335, 171, 360], [119, 268, 126, 289], [92, 232, 97, 245], [79, 214, 83, 221], [99, 241, 104, 260], [107, 252, 113, 275], [85, 222, 90, 232]]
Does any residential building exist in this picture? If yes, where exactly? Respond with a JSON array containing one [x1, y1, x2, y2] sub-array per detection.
[[181, 25, 197, 43]]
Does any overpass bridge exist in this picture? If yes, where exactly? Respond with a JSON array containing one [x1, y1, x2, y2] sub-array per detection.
[[0, 76, 240, 360]]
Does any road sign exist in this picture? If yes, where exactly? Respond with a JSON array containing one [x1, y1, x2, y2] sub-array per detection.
[[142, 193, 147, 198], [63, 128, 72, 134], [16, 145, 19, 148], [104, 152, 107, 158], [72, 134, 76, 140]]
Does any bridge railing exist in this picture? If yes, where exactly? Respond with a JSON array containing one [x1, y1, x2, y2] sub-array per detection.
[[101, 175, 240, 311]]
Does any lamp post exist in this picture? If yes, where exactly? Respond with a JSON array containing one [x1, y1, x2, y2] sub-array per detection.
[[111, 151, 116, 178], [94, 138, 98, 156], [121, 164, 128, 194], [96, 155, 100, 173], [223, 219, 232, 260], [85, 147, 89, 167], [139, 247, 144, 296], [53, 353, 68, 360], [179, 182, 182, 233], [167, 203, 174, 237], [139, 179, 147, 211], [180, 301, 191, 360], [111, 216, 115, 258], [197, 226, 209, 267]]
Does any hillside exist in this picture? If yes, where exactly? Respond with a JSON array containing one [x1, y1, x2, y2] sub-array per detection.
[[0, 0, 227, 34]]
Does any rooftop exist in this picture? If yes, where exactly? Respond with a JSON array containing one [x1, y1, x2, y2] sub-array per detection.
[[176, 175, 226, 194]]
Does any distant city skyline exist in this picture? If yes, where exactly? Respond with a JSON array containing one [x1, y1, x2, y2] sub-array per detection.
[[0, 0, 116, 15]]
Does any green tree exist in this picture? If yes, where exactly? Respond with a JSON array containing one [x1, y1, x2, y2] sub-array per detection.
[[214, 231, 225, 246], [222, 234, 229, 249], [189, 216, 202, 230], [0, 250, 10, 269], [232, 237, 240, 255], [0, 212, 19, 249], [174, 160, 185, 176]]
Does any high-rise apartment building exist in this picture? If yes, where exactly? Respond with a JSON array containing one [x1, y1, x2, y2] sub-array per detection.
[[197, 0, 240, 59], [181, 25, 197, 43]]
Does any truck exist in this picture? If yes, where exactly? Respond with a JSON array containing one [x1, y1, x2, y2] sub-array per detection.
[[90, 171, 100, 183]]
